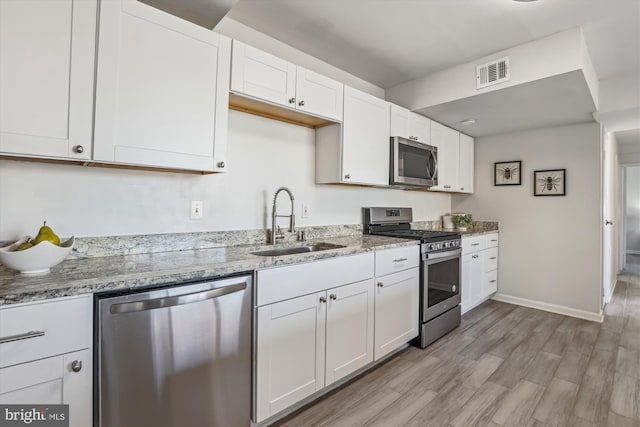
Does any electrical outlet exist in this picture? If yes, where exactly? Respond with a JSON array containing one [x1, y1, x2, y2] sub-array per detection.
[[190, 200, 203, 219], [301, 204, 310, 219]]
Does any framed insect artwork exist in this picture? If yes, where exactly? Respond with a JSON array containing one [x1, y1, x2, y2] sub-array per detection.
[[534, 169, 566, 196], [494, 161, 521, 186]]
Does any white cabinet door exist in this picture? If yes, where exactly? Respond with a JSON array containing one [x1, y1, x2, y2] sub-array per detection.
[[389, 105, 430, 145], [409, 113, 431, 145], [63, 349, 92, 427], [94, 0, 231, 172], [461, 252, 482, 313], [431, 121, 459, 191], [296, 67, 343, 121], [0, 0, 96, 160], [325, 279, 374, 385], [255, 292, 326, 423], [374, 267, 419, 360], [230, 40, 296, 108], [0, 349, 91, 427], [341, 86, 390, 185], [458, 133, 474, 193], [390, 104, 410, 138]]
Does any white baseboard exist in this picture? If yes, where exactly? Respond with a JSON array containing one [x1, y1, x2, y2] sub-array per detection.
[[605, 279, 618, 304], [492, 293, 604, 323]]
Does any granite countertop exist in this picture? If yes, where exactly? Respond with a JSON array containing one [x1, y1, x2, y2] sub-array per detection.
[[412, 220, 499, 237], [0, 235, 418, 306]]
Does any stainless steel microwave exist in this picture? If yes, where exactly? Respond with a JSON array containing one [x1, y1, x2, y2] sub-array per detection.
[[390, 136, 438, 188]]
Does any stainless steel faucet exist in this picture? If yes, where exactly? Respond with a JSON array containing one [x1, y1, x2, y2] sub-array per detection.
[[271, 187, 295, 245]]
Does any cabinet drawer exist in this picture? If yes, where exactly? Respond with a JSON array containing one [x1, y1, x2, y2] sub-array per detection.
[[462, 235, 485, 253], [484, 270, 498, 295], [484, 247, 498, 272], [375, 245, 419, 277], [0, 296, 92, 368], [485, 233, 499, 248], [257, 253, 374, 306]]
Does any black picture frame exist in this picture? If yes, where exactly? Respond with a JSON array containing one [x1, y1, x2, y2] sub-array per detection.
[[534, 169, 566, 196], [494, 161, 522, 186]]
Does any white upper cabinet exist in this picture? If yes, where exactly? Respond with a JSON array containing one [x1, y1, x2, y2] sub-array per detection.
[[458, 133, 474, 193], [0, 0, 97, 160], [94, 0, 231, 172], [430, 121, 460, 191], [231, 41, 296, 107], [389, 104, 430, 144], [231, 41, 343, 121], [316, 86, 390, 186], [295, 67, 343, 121]]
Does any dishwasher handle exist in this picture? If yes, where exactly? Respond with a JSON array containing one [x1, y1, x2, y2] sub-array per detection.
[[110, 280, 247, 314]]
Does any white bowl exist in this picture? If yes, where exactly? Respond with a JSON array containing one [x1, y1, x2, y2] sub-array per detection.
[[0, 236, 74, 274]]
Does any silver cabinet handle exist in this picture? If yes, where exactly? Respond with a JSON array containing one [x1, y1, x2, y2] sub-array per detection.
[[217, 161, 225, 168], [288, 97, 295, 104], [472, 254, 479, 259], [0, 330, 45, 344], [393, 258, 408, 263], [110, 281, 247, 314], [329, 294, 337, 300], [472, 243, 480, 246], [344, 174, 350, 180], [319, 296, 326, 303], [489, 280, 497, 283], [490, 257, 497, 260], [377, 282, 384, 288], [460, 187, 464, 191], [490, 239, 498, 242], [73, 145, 84, 154], [71, 360, 82, 373], [298, 100, 305, 107]]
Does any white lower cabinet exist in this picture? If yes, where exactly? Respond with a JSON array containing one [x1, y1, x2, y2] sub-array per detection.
[[461, 233, 499, 313], [373, 245, 420, 361], [254, 253, 375, 423], [0, 296, 92, 427], [374, 267, 419, 360]]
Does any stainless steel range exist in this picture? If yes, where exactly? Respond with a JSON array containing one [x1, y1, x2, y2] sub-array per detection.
[[364, 207, 462, 348]]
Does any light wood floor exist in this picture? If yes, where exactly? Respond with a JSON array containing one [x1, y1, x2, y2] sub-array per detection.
[[276, 273, 640, 427]]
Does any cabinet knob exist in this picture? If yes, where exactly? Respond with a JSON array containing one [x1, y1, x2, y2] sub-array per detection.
[[329, 294, 337, 300], [71, 360, 82, 373], [289, 98, 296, 104], [217, 161, 225, 168], [298, 100, 305, 107], [319, 296, 326, 303], [344, 174, 350, 180], [73, 145, 84, 154], [460, 187, 464, 191], [377, 282, 384, 288]]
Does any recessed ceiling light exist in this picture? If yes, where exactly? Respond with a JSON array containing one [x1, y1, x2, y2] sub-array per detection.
[[460, 119, 476, 126]]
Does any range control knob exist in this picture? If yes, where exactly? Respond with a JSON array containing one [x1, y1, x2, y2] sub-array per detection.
[[442, 242, 449, 248]]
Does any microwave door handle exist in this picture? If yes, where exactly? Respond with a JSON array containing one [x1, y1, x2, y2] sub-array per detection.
[[430, 151, 438, 180]]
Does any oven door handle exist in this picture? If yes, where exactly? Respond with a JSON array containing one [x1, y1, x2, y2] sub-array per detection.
[[422, 248, 462, 261]]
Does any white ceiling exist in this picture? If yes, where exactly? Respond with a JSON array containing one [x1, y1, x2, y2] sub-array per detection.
[[228, 0, 640, 89]]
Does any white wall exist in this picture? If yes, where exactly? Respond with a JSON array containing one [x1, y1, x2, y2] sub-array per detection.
[[451, 123, 602, 316], [0, 111, 450, 240]]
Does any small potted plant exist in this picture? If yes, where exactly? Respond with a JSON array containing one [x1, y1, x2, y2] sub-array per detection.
[[451, 213, 473, 231]]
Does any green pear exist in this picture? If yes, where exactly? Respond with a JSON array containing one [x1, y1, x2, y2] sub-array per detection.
[[13, 241, 34, 251], [32, 221, 60, 246]]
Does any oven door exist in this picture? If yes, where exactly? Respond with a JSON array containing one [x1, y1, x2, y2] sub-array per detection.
[[390, 136, 437, 187], [422, 248, 461, 322]]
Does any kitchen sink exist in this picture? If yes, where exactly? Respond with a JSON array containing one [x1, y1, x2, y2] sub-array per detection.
[[250, 242, 346, 257]]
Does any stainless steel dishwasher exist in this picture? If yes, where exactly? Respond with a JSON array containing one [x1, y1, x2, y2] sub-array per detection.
[[97, 274, 252, 427]]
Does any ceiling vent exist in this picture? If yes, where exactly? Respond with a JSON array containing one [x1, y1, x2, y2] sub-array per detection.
[[476, 56, 510, 89]]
